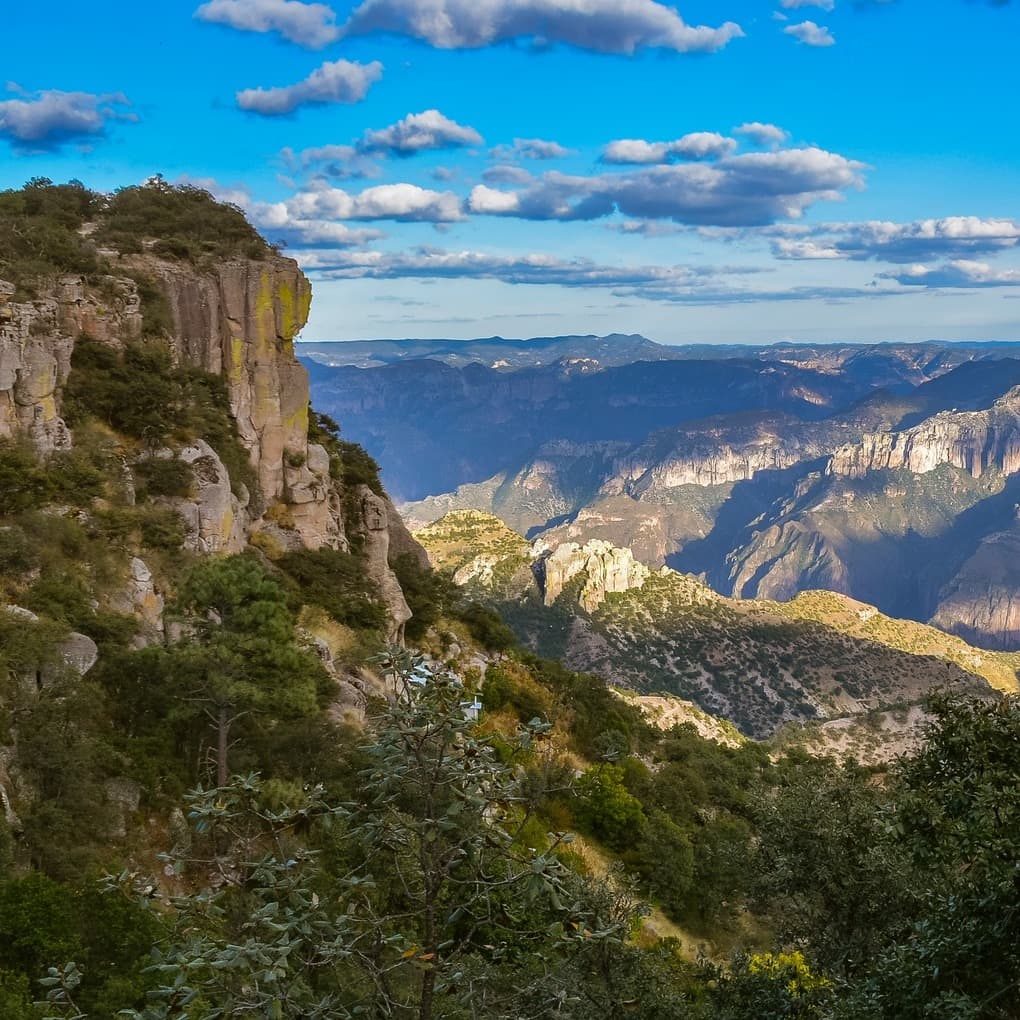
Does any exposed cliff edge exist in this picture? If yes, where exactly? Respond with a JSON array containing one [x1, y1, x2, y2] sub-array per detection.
[[829, 388, 1020, 480], [0, 252, 421, 641]]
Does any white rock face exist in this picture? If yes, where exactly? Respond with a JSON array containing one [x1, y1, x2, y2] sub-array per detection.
[[167, 440, 248, 555], [537, 539, 650, 612], [830, 389, 1020, 479]]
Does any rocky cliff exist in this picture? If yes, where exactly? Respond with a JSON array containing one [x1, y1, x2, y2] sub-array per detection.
[[0, 255, 420, 641], [829, 389, 1020, 480]]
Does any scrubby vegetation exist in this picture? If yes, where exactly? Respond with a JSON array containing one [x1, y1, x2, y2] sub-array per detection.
[[0, 178, 271, 294]]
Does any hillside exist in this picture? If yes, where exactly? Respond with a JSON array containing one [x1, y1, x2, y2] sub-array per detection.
[[414, 511, 1013, 749]]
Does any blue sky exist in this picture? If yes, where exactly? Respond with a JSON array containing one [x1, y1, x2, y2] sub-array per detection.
[[2, 0, 1019, 343]]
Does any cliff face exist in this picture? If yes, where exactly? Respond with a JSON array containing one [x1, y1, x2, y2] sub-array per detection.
[[930, 525, 1020, 649], [0, 256, 422, 641], [829, 390, 1020, 480], [0, 275, 141, 450]]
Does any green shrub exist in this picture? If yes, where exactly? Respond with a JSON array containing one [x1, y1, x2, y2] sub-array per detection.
[[0, 178, 103, 289], [482, 662, 554, 722], [133, 456, 194, 499], [0, 441, 52, 515], [457, 603, 518, 653], [389, 552, 452, 641], [95, 178, 271, 264], [276, 548, 388, 632], [307, 411, 385, 495], [62, 336, 255, 499]]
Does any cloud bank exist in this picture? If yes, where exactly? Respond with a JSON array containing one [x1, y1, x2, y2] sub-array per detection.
[[770, 217, 1020, 262], [469, 147, 867, 226]]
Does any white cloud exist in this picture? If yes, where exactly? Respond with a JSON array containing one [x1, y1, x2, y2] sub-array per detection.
[[340, 0, 744, 55], [780, 0, 835, 10], [784, 20, 835, 45], [881, 260, 1020, 289], [770, 217, 1020, 262], [284, 182, 465, 222], [358, 109, 483, 156], [0, 86, 135, 151], [468, 185, 523, 214], [469, 147, 866, 226], [489, 138, 574, 160], [176, 175, 387, 247], [734, 122, 790, 148], [195, 0, 341, 48], [602, 132, 737, 164], [237, 59, 383, 115]]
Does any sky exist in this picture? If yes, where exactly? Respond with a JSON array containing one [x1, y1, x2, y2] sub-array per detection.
[[2, 0, 1019, 344]]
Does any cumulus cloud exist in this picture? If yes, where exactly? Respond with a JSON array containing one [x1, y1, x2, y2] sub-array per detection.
[[0, 86, 135, 151], [195, 0, 341, 48], [339, 0, 744, 54], [489, 137, 574, 160], [602, 132, 737, 164], [279, 182, 465, 222], [237, 59, 383, 115], [176, 175, 387, 247], [734, 122, 790, 148], [770, 217, 1020, 262], [784, 20, 836, 45], [358, 109, 482, 156], [468, 147, 866, 227], [780, 0, 835, 9], [881, 260, 1020, 289]]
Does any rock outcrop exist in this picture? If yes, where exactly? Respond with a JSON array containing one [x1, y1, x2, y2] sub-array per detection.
[[830, 390, 1020, 480], [535, 539, 650, 612], [350, 486, 413, 643], [0, 275, 141, 451]]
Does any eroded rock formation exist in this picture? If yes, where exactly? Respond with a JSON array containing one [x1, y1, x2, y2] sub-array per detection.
[[535, 539, 650, 612]]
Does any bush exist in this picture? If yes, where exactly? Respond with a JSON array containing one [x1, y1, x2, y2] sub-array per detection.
[[133, 456, 194, 499], [0, 441, 52, 515], [457, 603, 518, 653], [0, 178, 103, 290], [389, 552, 452, 641], [95, 178, 271, 265], [574, 764, 646, 851], [307, 411, 386, 495], [276, 548, 388, 632], [482, 662, 554, 722], [62, 336, 255, 498]]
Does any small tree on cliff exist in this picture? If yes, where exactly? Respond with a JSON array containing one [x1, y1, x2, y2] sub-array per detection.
[[172, 555, 324, 785]]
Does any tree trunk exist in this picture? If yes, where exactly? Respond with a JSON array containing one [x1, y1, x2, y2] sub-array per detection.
[[217, 705, 230, 787]]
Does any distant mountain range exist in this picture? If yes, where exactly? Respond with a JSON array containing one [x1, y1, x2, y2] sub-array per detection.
[[303, 335, 1020, 650]]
